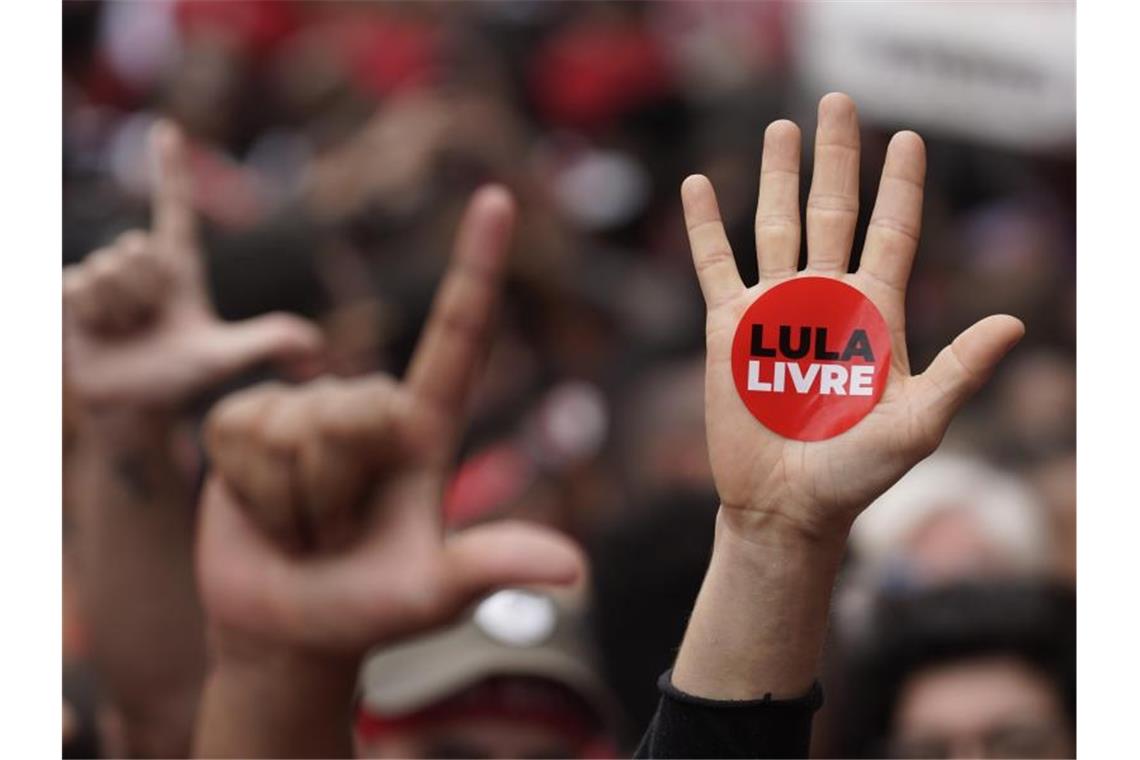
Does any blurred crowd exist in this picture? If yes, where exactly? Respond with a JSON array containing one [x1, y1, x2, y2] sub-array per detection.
[[62, 2, 1075, 758]]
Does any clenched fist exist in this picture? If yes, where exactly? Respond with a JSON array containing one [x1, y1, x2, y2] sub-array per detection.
[[63, 121, 322, 412], [196, 187, 584, 657]]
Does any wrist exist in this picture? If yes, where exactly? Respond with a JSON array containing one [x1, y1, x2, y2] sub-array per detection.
[[670, 507, 848, 700], [206, 624, 360, 688], [196, 626, 360, 758], [204, 649, 358, 710], [75, 405, 179, 451], [710, 507, 848, 609], [716, 502, 851, 560]]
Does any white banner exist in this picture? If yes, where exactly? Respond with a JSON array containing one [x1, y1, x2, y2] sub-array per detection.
[[791, 1, 1075, 151]]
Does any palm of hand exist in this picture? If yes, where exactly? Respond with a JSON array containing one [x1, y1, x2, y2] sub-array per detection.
[[705, 274, 931, 537], [686, 95, 1024, 540], [66, 292, 224, 406]]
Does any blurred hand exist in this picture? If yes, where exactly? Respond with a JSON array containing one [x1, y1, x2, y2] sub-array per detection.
[[196, 187, 583, 658], [305, 94, 450, 221], [684, 93, 1025, 544], [63, 121, 323, 412]]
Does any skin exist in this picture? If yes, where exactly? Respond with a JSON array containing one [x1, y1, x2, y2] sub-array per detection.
[[670, 93, 1025, 701], [63, 121, 324, 757], [63, 124, 323, 411], [891, 656, 1074, 758], [193, 186, 584, 758], [190, 92, 1024, 757]]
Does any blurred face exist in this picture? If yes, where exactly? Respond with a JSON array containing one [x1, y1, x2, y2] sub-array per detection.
[[889, 656, 1073, 759], [355, 717, 579, 759], [902, 509, 1011, 584]]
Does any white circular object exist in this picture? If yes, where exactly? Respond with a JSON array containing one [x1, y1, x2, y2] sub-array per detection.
[[553, 148, 650, 230], [473, 589, 557, 647]]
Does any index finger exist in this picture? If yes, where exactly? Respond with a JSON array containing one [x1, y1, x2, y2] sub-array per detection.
[[405, 185, 516, 418], [149, 119, 197, 247]]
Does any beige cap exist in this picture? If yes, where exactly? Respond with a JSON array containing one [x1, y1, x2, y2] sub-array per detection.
[[358, 587, 616, 722]]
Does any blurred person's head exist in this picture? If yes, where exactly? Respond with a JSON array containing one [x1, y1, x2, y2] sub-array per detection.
[[848, 452, 1050, 591], [1027, 452, 1076, 585], [616, 356, 710, 501], [587, 490, 717, 749], [837, 581, 1075, 759], [951, 196, 1073, 341], [990, 348, 1076, 465], [355, 588, 617, 759]]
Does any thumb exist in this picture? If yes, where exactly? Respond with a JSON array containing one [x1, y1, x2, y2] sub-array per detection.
[[209, 312, 326, 379], [440, 521, 586, 613], [917, 314, 1025, 433]]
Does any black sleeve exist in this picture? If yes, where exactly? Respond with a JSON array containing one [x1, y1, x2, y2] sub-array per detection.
[[634, 669, 824, 759]]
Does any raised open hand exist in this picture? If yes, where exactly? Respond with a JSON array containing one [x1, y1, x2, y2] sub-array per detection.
[[196, 187, 584, 657], [63, 121, 322, 411], [685, 93, 1025, 542]]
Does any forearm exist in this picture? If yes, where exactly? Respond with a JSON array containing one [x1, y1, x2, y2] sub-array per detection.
[[69, 408, 207, 756], [670, 507, 846, 700], [194, 633, 358, 759]]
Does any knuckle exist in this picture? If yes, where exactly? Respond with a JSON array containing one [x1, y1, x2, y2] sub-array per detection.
[[314, 377, 405, 450], [391, 567, 448, 624], [687, 219, 726, 237], [758, 167, 800, 182], [304, 375, 343, 402], [205, 401, 242, 447], [257, 394, 311, 452], [437, 308, 487, 343], [115, 229, 150, 251], [82, 248, 113, 276], [755, 213, 799, 230], [868, 216, 920, 245], [946, 342, 983, 391], [694, 248, 735, 273], [62, 268, 88, 300], [881, 169, 925, 193], [354, 374, 398, 401], [314, 415, 358, 444], [259, 429, 297, 459], [806, 193, 858, 214], [88, 253, 126, 286], [208, 383, 282, 435]]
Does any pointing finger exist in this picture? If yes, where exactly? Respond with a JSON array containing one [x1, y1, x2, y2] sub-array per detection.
[[149, 119, 198, 249], [406, 185, 516, 422]]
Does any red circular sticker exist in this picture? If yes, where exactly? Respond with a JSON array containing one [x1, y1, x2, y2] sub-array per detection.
[[730, 277, 891, 441]]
